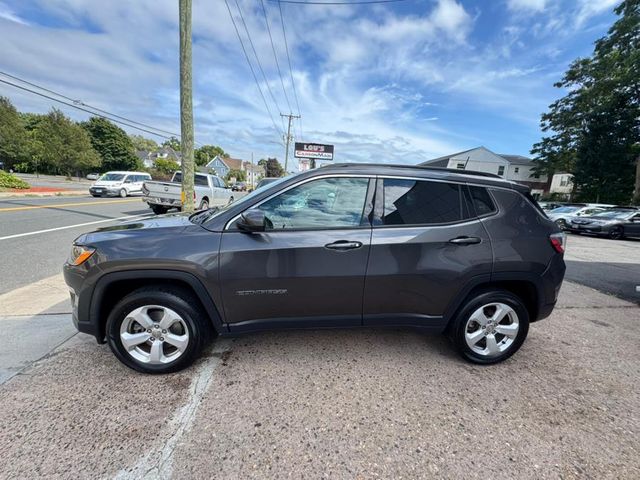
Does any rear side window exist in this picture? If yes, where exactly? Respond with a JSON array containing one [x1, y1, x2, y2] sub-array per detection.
[[195, 175, 209, 186], [468, 186, 497, 216], [382, 179, 470, 225]]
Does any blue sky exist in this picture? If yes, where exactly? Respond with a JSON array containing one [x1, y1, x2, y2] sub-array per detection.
[[0, 0, 620, 168]]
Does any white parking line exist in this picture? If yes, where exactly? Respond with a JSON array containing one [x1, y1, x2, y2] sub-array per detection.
[[0, 214, 152, 241]]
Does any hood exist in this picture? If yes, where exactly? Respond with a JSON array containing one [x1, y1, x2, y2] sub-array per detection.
[[75, 213, 195, 244]]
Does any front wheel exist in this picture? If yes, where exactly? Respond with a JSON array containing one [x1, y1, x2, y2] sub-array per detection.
[[449, 290, 529, 365], [106, 287, 212, 374], [608, 226, 624, 240], [119, 188, 127, 198]]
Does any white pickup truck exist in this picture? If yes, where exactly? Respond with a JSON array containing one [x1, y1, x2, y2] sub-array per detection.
[[142, 172, 234, 214]]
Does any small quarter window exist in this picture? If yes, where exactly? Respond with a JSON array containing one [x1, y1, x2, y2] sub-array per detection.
[[468, 186, 497, 216]]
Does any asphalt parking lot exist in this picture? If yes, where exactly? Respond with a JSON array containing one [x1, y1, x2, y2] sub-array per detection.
[[0, 196, 639, 479]]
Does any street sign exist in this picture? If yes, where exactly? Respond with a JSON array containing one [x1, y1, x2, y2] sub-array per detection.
[[294, 142, 334, 160]]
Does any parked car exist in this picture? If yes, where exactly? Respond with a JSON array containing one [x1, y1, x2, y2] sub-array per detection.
[[142, 171, 233, 215], [538, 201, 564, 211], [64, 163, 566, 373], [547, 205, 608, 229], [255, 177, 280, 190], [567, 208, 640, 239], [231, 182, 247, 192], [89, 171, 151, 198], [86, 173, 100, 180]]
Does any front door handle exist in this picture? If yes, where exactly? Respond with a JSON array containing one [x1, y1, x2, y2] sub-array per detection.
[[448, 236, 481, 245], [324, 240, 363, 251]]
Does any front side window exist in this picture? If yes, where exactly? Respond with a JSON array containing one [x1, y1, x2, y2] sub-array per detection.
[[382, 179, 468, 226], [258, 177, 370, 230]]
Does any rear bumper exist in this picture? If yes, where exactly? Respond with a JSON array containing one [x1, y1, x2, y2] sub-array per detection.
[[536, 253, 566, 321], [143, 197, 182, 207]]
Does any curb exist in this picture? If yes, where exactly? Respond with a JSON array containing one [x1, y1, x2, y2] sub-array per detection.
[[0, 191, 88, 198]]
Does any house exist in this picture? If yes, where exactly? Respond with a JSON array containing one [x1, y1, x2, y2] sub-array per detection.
[[549, 172, 574, 199], [421, 146, 548, 197], [243, 161, 265, 187], [204, 155, 244, 178], [135, 147, 181, 169]]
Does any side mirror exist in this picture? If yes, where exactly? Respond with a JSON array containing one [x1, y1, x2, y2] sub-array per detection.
[[237, 209, 269, 232]]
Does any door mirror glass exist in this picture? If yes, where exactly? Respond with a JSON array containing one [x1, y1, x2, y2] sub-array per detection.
[[237, 209, 270, 232]]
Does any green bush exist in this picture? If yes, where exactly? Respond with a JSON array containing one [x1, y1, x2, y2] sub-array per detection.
[[0, 170, 30, 189]]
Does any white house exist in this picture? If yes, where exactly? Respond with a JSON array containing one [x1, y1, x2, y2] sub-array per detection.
[[421, 146, 548, 197], [549, 172, 574, 199]]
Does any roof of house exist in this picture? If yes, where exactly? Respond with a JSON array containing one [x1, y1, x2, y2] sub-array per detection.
[[421, 146, 535, 167], [223, 157, 243, 170]]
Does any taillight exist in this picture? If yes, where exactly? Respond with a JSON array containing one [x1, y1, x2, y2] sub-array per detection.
[[550, 233, 566, 253]]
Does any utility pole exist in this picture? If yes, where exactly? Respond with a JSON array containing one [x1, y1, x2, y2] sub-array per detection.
[[179, 0, 195, 212], [281, 113, 300, 174]]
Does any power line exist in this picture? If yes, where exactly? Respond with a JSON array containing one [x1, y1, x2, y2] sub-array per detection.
[[277, 0, 303, 142], [223, 0, 284, 144], [260, 0, 293, 115], [271, 0, 410, 4], [233, 0, 286, 133], [0, 77, 181, 140], [0, 70, 183, 139]]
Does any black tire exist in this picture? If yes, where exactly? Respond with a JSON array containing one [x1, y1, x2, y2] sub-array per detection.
[[448, 289, 530, 365], [608, 226, 624, 240], [199, 198, 209, 210], [150, 205, 168, 215], [106, 286, 213, 374], [227, 196, 234, 206], [91, 194, 100, 198], [119, 188, 127, 198]]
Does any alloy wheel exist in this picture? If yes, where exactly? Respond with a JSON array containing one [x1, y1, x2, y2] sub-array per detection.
[[464, 302, 520, 357], [119, 305, 190, 364]]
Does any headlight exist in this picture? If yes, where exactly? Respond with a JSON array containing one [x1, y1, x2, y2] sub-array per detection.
[[68, 245, 95, 266]]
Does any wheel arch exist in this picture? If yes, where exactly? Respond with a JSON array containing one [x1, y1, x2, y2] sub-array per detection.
[[444, 274, 543, 331], [89, 270, 225, 343]]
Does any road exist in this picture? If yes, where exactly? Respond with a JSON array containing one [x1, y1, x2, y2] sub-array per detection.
[[0, 195, 153, 294]]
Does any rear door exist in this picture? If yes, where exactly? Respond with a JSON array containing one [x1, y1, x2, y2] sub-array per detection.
[[219, 176, 374, 330], [625, 213, 640, 235], [363, 177, 493, 327]]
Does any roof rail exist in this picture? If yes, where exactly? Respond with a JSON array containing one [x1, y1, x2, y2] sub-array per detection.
[[328, 162, 502, 179]]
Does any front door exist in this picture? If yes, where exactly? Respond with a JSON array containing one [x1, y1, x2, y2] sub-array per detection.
[[363, 178, 493, 328], [219, 176, 374, 331]]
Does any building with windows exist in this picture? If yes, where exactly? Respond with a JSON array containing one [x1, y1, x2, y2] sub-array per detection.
[[204, 156, 244, 179], [421, 146, 548, 197]]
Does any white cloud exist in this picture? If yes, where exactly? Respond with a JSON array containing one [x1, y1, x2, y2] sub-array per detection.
[[429, 0, 473, 41], [506, 0, 548, 13], [576, 0, 619, 26], [0, 2, 28, 24]]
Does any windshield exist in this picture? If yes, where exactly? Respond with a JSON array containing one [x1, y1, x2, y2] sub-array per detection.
[[591, 210, 634, 219], [98, 173, 125, 181], [550, 206, 580, 214], [190, 175, 291, 224]]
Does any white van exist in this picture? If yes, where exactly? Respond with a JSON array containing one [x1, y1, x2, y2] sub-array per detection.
[[89, 171, 152, 198]]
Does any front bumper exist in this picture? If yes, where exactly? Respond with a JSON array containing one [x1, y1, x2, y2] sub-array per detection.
[[63, 263, 103, 342], [89, 187, 121, 196]]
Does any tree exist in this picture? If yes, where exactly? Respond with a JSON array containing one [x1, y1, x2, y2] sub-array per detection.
[[154, 158, 180, 174], [162, 137, 181, 151], [532, 0, 640, 204], [82, 117, 140, 171], [0, 97, 28, 169], [33, 109, 100, 176], [225, 168, 246, 182], [129, 134, 158, 152], [265, 157, 284, 177], [195, 144, 228, 166]]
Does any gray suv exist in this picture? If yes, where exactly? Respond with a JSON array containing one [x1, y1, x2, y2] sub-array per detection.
[[63, 164, 566, 373]]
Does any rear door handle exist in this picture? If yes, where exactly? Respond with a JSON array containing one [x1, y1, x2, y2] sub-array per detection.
[[448, 236, 481, 245], [324, 240, 363, 251]]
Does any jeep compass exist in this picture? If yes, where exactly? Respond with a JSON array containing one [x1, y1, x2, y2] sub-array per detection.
[[63, 164, 566, 373]]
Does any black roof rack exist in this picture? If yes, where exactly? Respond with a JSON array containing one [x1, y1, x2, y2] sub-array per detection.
[[328, 163, 503, 179]]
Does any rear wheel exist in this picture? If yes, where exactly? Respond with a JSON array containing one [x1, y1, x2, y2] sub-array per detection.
[[608, 226, 624, 240], [199, 198, 209, 210], [150, 205, 168, 215], [106, 287, 212, 374], [449, 290, 529, 364], [227, 196, 234, 206]]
